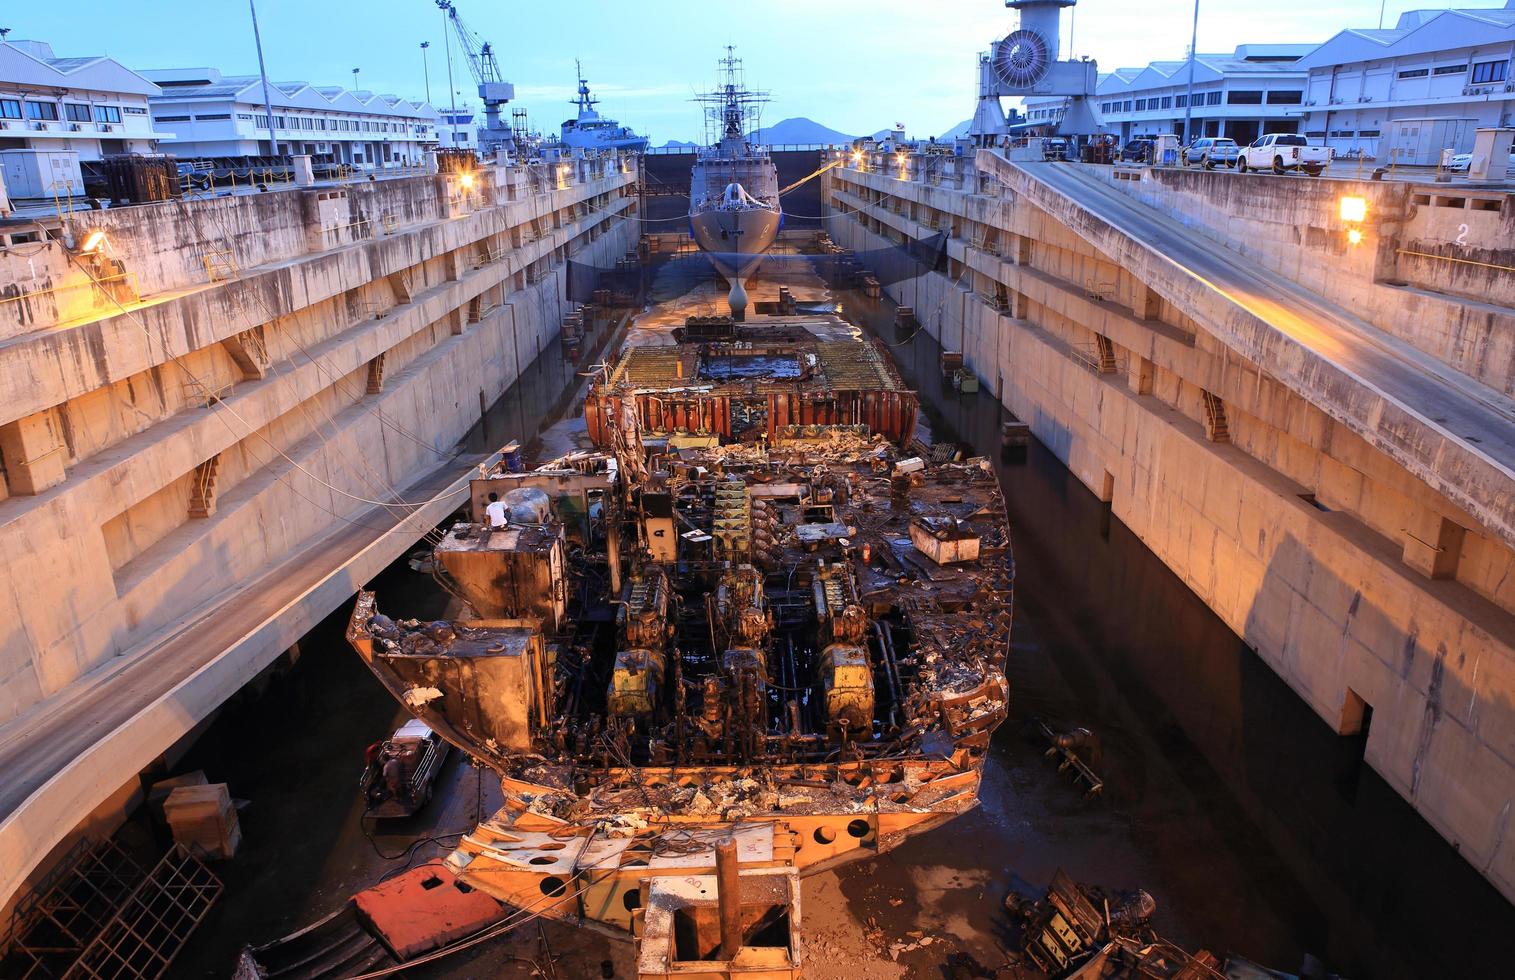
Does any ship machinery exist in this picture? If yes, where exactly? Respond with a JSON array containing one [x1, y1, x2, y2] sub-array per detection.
[[347, 325, 1012, 975]]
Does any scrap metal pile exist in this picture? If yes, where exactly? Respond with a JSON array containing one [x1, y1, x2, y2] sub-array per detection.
[[344, 322, 1014, 944]]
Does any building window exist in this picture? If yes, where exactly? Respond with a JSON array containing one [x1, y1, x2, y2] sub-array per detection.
[[123, 106, 147, 115], [0, 99, 20, 119], [1433, 64, 1468, 76], [25, 100, 59, 121], [194, 113, 231, 120], [155, 115, 191, 122], [275, 115, 287, 128], [1358, 129, 1380, 137], [1123, 100, 1133, 111], [64, 103, 92, 122], [1205, 91, 1222, 106], [94, 105, 122, 124], [1471, 60, 1508, 84], [1396, 68, 1429, 79], [238, 113, 254, 120], [1227, 90, 1263, 105], [1160, 96, 1172, 109], [1267, 90, 1303, 104], [1175, 95, 1188, 107]]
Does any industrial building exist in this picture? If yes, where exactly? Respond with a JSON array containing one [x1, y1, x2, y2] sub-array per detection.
[[1022, 46, 1313, 146], [143, 67, 440, 166], [0, 38, 171, 199], [1093, 45, 1314, 145], [1296, 2, 1515, 161]]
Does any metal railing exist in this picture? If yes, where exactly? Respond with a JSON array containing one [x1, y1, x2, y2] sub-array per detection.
[[1070, 339, 1124, 375], [320, 217, 373, 247], [203, 249, 239, 283]]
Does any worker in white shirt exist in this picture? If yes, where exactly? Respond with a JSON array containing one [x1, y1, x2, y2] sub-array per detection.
[[484, 492, 509, 529]]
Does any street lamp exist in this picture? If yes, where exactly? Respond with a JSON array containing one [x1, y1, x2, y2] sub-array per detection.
[[248, 0, 279, 159], [352, 67, 361, 90], [1181, 0, 1199, 147], [420, 41, 432, 104], [437, 1, 460, 147]]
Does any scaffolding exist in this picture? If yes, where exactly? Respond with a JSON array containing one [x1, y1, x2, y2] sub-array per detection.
[[1, 839, 221, 980]]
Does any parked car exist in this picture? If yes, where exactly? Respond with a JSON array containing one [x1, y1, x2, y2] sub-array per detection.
[[1041, 138, 1070, 161], [1237, 134, 1330, 176], [360, 718, 450, 818], [1117, 138, 1155, 164], [1182, 137, 1240, 169], [1447, 147, 1514, 174]]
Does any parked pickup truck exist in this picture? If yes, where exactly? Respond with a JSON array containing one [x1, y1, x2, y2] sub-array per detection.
[[1237, 134, 1330, 175]]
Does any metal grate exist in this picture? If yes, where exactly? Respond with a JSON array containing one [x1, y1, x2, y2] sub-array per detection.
[[2, 841, 221, 980]]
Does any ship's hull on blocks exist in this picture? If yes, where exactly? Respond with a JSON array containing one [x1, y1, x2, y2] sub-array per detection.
[[689, 206, 781, 281]]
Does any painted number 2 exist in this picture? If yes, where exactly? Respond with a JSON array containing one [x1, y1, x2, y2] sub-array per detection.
[[1455, 223, 1470, 247]]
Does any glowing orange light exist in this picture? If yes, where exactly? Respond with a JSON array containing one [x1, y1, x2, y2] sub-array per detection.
[[1339, 196, 1367, 223], [459, 172, 476, 189], [80, 229, 108, 254]]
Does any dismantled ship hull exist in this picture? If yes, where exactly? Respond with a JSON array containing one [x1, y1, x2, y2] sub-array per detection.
[[346, 324, 1013, 967]]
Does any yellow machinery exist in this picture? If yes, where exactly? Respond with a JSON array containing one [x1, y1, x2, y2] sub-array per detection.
[[819, 644, 874, 735]]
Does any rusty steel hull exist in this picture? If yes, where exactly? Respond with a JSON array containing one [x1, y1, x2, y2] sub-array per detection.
[[345, 318, 1013, 947]]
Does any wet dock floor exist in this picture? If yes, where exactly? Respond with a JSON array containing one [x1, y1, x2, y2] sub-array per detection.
[[160, 247, 1513, 980]]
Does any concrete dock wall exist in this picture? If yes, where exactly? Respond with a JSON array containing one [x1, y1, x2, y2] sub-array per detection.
[[823, 156, 1515, 902], [0, 158, 638, 905]]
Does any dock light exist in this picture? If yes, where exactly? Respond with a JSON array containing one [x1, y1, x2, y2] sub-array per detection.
[[79, 229, 108, 255], [1339, 196, 1367, 223], [459, 172, 476, 189], [1347, 228, 1363, 246], [851, 149, 864, 166]]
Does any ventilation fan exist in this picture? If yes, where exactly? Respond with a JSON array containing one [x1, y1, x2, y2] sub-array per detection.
[[993, 29, 1052, 88]]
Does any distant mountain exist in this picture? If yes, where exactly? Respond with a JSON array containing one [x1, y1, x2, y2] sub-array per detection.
[[939, 118, 973, 140], [659, 139, 699, 148], [748, 117, 854, 145], [869, 118, 974, 142]]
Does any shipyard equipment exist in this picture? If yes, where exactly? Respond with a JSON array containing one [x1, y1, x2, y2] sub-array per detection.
[[345, 314, 1014, 971], [970, 0, 1101, 140], [436, 1, 515, 155]]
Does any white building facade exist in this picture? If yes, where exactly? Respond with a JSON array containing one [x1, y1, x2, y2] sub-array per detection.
[[144, 68, 439, 167], [0, 39, 172, 197], [1296, 3, 1515, 161], [1094, 45, 1314, 146], [436, 107, 478, 151]]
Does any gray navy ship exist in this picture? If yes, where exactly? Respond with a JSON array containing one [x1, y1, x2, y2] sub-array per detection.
[[688, 48, 781, 318], [559, 62, 650, 153]]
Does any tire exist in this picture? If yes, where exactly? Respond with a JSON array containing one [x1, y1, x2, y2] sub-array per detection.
[[1204, 158, 1215, 170], [1273, 156, 1286, 175], [1305, 166, 1322, 177], [1237, 159, 1248, 173]]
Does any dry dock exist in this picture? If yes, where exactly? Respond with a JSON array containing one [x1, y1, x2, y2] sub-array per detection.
[[1, 142, 1513, 979]]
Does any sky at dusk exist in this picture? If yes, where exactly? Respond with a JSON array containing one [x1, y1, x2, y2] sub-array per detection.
[[5, 1, 1479, 142]]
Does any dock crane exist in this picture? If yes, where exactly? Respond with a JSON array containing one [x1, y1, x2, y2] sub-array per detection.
[[435, 0, 515, 155]]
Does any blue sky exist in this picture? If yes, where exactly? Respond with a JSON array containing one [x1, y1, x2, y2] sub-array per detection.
[[7, 1, 1473, 142]]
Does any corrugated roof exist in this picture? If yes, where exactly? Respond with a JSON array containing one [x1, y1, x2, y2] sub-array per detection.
[[45, 56, 101, 71]]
